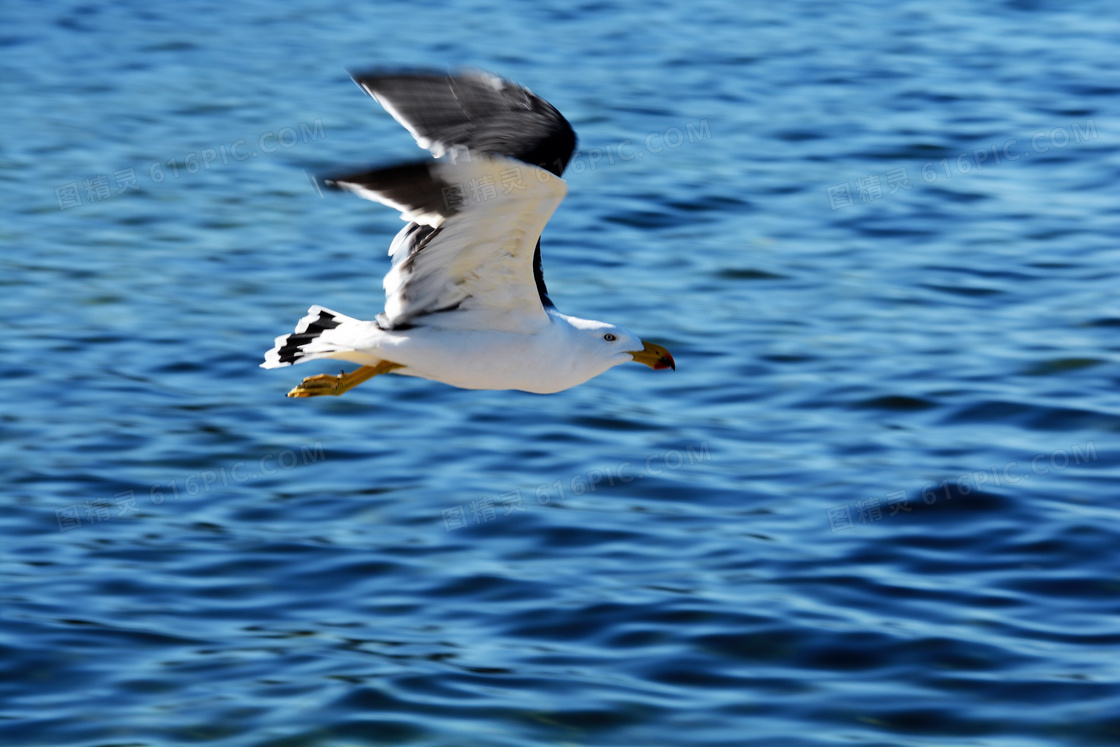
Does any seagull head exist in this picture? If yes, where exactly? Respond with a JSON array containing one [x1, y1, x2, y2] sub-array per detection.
[[564, 317, 675, 379]]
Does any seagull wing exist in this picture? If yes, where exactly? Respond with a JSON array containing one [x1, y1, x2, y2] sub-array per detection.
[[350, 69, 577, 176], [324, 69, 578, 330], [325, 154, 567, 332]]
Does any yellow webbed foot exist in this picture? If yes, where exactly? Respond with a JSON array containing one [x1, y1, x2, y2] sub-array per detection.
[[286, 362, 403, 398], [288, 371, 347, 398]]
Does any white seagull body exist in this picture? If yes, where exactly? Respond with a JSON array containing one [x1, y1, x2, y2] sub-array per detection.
[[262, 70, 674, 397]]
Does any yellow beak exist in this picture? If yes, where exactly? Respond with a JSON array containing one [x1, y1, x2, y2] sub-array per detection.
[[629, 340, 676, 370]]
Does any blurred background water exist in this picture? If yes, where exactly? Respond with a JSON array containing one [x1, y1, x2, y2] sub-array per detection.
[[3, 0, 1120, 745]]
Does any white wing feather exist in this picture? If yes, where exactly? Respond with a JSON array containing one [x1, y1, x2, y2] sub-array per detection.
[[335, 154, 567, 333]]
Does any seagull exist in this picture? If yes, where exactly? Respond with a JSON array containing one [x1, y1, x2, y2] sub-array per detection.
[[262, 69, 675, 397]]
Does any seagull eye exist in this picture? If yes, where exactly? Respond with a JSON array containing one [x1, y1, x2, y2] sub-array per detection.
[[603, 333, 617, 342]]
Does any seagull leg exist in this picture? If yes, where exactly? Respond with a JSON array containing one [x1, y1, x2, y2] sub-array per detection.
[[287, 361, 403, 398]]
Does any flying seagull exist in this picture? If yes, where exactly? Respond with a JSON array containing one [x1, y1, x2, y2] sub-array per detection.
[[262, 69, 675, 397]]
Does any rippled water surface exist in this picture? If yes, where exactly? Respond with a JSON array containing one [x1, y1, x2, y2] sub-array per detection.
[[3, 1, 1120, 745]]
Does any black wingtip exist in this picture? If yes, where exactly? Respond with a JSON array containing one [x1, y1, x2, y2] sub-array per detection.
[[342, 67, 578, 177], [346, 66, 462, 99], [301, 168, 344, 195], [320, 160, 461, 221]]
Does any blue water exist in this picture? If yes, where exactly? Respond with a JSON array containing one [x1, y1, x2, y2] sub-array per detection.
[[3, 0, 1120, 744]]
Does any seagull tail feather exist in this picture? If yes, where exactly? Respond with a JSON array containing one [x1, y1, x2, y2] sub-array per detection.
[[260, 305, 363, 369]]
